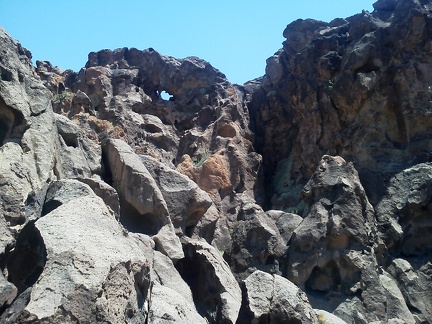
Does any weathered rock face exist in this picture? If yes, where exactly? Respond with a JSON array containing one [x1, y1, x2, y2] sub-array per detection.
[[2, 0, 432, 322], [224, 202, 287, 280], [0, 28, 57, 232], [244, 2, 432, 320], [175, 237, 242, 323], [248, 0, 432, 211], [240, 270, 319, 323]]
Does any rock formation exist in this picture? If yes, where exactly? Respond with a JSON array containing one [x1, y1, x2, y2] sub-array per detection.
[[1, 0, 432, 322]]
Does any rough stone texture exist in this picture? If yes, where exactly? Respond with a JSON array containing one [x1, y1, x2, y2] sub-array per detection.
[[153, 251, 196, 307], [6, 181, 153, 322], [148, 282, 206, 324], [286, 155, 397, 323], [77, 176, 120, 217], [0, 272, 17, 310], [141, 154, 212, 234], [266, 209, 303, 245], [55, 113, 101, 178], [193, 203, 231, 252], [248, 0, 432, 212], [0, 214, 14, 257], [37, 44, 263, 258], [224, 202, 287, 280], [103, 138, 183, 261], [1, 0, 432, 322], [0, 288, 32, 323], [376, 163, 432, 256], [387, 258, 432, 323], [0, 27, 58, 233], [240, 270, 318, 323], [42, 179, 95, 216], [176, 237, 242, 323]]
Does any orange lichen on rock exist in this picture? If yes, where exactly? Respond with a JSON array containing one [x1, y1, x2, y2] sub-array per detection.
[[177, 151, 231, 195]]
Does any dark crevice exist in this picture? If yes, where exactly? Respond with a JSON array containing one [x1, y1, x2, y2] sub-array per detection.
[[185, 225, 195, 237], [236, 282, 255, 324], [175, 243, 224, 322], [59, 132, 79, 148], [0, 96, 28, 146], [101, 143, 114, 187], [143, 124, 162, 134], [41, 200, 62, 217], [0, 67, 13, 81], [119, 200, 160, 236], [6, 221, 47, 295]]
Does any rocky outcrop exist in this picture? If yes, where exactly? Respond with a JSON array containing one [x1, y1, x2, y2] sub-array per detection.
[[175, 237, 242, 323], [141, 154, 213, 235], [4, 180, 153, 322], [376, 163, 432, 257], [240, 270, 319, 323], [103, 138, 184, 261], [1, 0, 432, 322], [0, 28, 57, 231], [248, 0, 432, 211], [224, 202, 287, 280]]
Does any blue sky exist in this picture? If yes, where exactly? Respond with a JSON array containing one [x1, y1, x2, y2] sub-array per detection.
[[1, 1, 375, 84]]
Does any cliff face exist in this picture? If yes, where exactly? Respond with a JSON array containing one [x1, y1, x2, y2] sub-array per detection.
[[1, 0, 432, 323]]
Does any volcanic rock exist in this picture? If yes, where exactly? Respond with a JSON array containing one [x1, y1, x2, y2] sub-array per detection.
[[175, 237, 242, 323], [1, 0, 432, 322], [240, 270, 319, 323]]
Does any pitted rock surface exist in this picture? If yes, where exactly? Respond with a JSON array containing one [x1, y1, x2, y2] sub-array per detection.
[[1, 1, 432, 322]]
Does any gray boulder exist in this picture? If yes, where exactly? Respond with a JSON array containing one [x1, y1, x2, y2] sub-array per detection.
[[0, 214, 14, 256], [148, 282, 206, 324], [141, 154, 212, 234], [387, 258, 432, 323], [266, 209, 303, 245], [176, 237, 242, 323], [6, 180, 153, 322], [77, 176, 120, 217], [103, 138, 183, 261], [376, 163, 432, 256], [42, 179, 94, 216], [54, 113, 101, 178], [0, 26, 58, 189], [193, 203, 231, 252], [153, 251, 195, 307], [287, 155, 378, 287], [224, 202, 287, 279], [0, 272, 17, 310], [240, 270, 318, 323]]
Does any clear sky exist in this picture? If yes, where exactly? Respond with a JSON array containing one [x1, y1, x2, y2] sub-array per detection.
[[1, 1, 375, 84]]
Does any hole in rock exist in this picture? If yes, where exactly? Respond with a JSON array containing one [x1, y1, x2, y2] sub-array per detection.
[[306, 262, 341, 293], [143, 123, 162, 134], [0, 67, 13, 81], [0, 96, 27, 146], [6, 222, 47, 294], [57, 82, 65, 94], [265, 255, 275, 265], [41, 200, 62, 216], [159, 90, 173, 101], [18, 71, 24, 83], [185, 225, 195, 237], [59, 132, 79, 148]]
